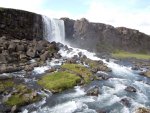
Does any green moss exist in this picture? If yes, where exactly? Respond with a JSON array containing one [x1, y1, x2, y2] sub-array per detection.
[[112, 51, 150, 60], [37, 71, 81, 92], [5, 85, 40, 106], [62, 63, 92, 83], [0, 80, 14, 92]]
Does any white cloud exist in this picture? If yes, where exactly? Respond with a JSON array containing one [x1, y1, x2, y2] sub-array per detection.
[[0, 0, 43, 13], [82, 0, 150, 35]]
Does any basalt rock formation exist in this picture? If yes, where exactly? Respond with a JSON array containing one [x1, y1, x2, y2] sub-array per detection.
[[0, 7, 43, 40], [62, 18, 150, 53]]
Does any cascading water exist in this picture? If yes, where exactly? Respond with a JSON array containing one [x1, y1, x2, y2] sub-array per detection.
[[42, 16, 65, 43], [22, 16, 150, 113]]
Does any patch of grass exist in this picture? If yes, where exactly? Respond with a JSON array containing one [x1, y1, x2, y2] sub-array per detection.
[[5, 84, 40, 106], [62, 63, 92, 83], [112, 51, 150, 60], [0, 80, 14, 92], [37, 71, 81, 93]]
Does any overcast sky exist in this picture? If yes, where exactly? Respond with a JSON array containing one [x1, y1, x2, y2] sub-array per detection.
[[0, 0, 150, 35]]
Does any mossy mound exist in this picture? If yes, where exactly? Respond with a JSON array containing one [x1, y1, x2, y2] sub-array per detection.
[[0, 79, 14, 93], [81, 58, 111, 72], [37, 63, 94, 93], [61, 63, 92, 83], [5, 84, 40, 107], [37, 71, 81, 93]]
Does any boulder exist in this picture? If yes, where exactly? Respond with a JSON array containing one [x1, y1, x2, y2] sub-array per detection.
[[24, 65, 34, 72], [0, 54, 7, 63], [53, 53, 61, 59], [26, 48, 37, 58], [135, 107, 150, 113], [19, 54, 27, 60], [132, 66, 140, 70], [86, 86, 100, 96], [120, 98, 130, 107], [142, 71, 150, 78], [125, 86, 137, 92], [96, 72, 110, 80], [40, 51, 49, 61], [16, 44, 25, 52], [8, 42, 16, 52]]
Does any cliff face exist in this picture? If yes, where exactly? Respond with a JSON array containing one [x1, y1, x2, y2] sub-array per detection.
[[62, 18, 150, 53], [0, 8, 43, 40]]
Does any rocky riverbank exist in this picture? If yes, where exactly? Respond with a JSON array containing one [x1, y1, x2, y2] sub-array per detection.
[[0, 38, 112, 112]]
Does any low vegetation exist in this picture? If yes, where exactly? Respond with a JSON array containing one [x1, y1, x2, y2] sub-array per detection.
[[62, 63, 92, 83], [0, 80, 14, 92], [112, 51, 150, 60], [5, 84, 40, 106], [37, 71, 81, 93]]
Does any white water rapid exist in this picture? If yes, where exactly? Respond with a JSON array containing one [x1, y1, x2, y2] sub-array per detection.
[[22, 16, 150, 113]]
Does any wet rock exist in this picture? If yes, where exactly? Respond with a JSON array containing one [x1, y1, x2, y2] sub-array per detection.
[[8, 42, 16, 52], [96, 72, 110, 80], [78, 52, 82, 57], [40, 51, 49, 61], [66, 58, 77, 64], [26, 48, 37, 58], [16, 44, 25, 52], [11, 105, 17, 113], [53, 53, 61, 59], [132, 65, 140, 70], [106, 58, 109, 62], [19, 53, 27, 60], [125, 86, 137, 92], [96, 109, 107, 113], [120, 98, 130, 107], [24, 65, 34, 72], [86, 86, 100, 96], [141, 70, 150, 78], [45, 68, 56, 73], [0, 54, 7, 63], [135, 107, 150, 113]]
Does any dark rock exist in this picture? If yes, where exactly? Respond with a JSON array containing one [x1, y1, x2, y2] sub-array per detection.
[[19, 53, 27, 60], [125, 86, 137, 92], [8, 42, 16, 52], [86, 86, 100, 96], [26, 48, 37, 58], [53, 53, 61, 59], [96, 109, 107, 113], [24, 65, 34, 72], [45, 68, 56, 73], [120, 98, 130, 107], [96, 72, 110, 80], [40, 51, 49, 61], [0, 54, 7, 63], [16, 44, 25, 52], [62, 17, 150, 53], [132, 66, 140, 70], [0, 8, 43, 40]]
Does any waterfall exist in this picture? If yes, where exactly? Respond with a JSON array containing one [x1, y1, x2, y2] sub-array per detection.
[[42, 16, 65, 43]]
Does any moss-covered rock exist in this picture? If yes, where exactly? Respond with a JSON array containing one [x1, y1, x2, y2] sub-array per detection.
[[61, 63, 92, 83], [0, 79, 14, 93], [37, 71, 81, 93], [5, 84, 40, 107], [81, 58, 111, 72]]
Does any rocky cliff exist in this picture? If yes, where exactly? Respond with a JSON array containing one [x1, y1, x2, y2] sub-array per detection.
[[62, 18, 150, 53], [0, 7, 43, 40]]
